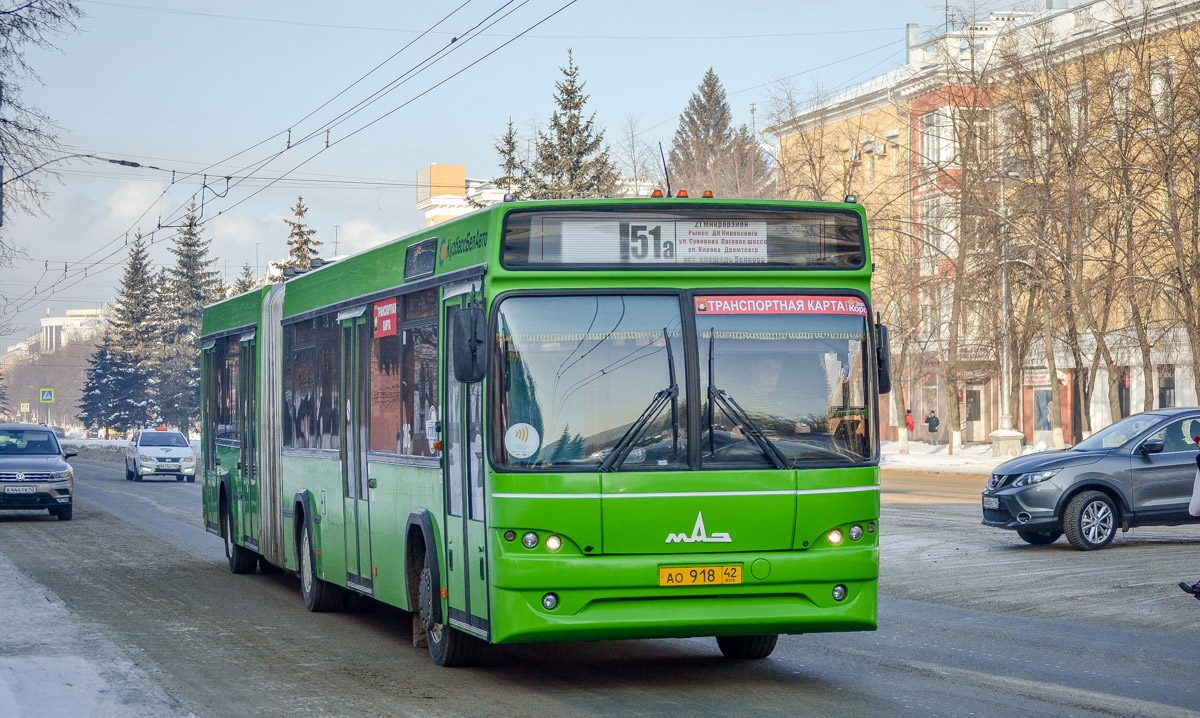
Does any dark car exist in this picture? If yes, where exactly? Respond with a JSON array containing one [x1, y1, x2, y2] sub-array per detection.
[[0, 423, 76, 520], [982, 408, 1200, 550]]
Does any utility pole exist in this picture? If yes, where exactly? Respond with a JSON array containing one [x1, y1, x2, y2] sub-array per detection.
[[333, 225, 339, 257]]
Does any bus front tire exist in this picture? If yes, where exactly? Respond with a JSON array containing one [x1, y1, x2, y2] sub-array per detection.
[[716, 634, 779, 660], [418, 552, 481, 667], [299, 521, 342, 611], [223, 501, 257, 574]]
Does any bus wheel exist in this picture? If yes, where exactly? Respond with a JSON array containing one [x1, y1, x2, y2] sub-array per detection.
[[223, 501, 257, 574], [716, 634, 779, 660], [418, 552, 481, 667], [299, 521, 342, 611]]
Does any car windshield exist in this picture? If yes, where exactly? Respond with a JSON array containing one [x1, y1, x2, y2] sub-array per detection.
[[0, 429, 61, 455], [696, 295, 871, 466], [1072, 414, 1164, 451], [494, 295, 688, 470], [140, 431, 189, 448]]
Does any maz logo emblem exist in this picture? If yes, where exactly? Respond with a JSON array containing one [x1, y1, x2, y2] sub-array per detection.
[[666, 512, 732, 544]]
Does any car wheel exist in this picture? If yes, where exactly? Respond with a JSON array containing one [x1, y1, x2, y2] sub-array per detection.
[[1017, 528, 1062, 545], [55, 506, 73, 521], [186, 476, 195, 483], [419, 550, 481, 666], [299, 520, 342, 611], [134, 468, 143, 482], [125, 463, 133, 481], [223, 501, 257, 574], [716, 634, 779, 659], [1064, 491, 1117, 551]]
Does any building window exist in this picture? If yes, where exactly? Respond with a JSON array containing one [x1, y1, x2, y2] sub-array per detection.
[[1150, 59, 1175, 125], [920, 109, 954, 167], [1030, 94, 1051, 155], [1158, 365, 1176, 408], [1108, 70, 1132, 137], [1066, 83, 1088, 145]]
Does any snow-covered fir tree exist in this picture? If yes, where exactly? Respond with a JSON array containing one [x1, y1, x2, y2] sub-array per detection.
[[76, 333, 118, 436], [283, 196, 321, 270], [668, 68, 773, 198], [106, 233, 158, 430], [229, 262, 257, 296], [525, 50, 620, 199], [157, 204, 222, 435]]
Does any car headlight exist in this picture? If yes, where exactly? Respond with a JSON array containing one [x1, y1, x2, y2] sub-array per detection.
[[1012, 469, 1060, 487], [139, 454, 154, 462], [50, 470, 71, 479], [181, 457, 195, 464]]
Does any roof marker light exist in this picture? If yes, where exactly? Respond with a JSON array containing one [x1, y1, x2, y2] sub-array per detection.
[[844, 194, 858, 203], [677, 190, 689, 198], [702, 190, 714, 198], [650, 189, 664, 198]]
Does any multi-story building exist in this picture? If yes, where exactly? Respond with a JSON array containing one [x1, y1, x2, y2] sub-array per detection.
[[770, 0, 1200, 449]]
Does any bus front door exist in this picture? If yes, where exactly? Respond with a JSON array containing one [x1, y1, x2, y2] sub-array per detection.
[[238, 334, 259, 551], [442, 296, 489, 639], [341, 314, 373, 594]]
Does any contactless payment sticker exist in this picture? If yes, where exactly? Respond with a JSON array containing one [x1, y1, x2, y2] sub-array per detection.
[[505, 423, 540, 459]]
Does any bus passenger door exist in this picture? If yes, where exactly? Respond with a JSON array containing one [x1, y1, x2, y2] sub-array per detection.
[[443, 295, 489, 638], [238, 334, 259, 551], [341, 314, 373, 594]]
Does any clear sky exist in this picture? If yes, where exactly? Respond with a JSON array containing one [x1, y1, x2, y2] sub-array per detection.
[[0, 0, 1020, 344]]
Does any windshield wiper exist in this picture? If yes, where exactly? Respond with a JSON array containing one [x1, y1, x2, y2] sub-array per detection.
[[600, 328, 679, 472], [706, 331, 789, 470]]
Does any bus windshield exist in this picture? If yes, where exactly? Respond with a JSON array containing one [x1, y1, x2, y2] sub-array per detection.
[[495, 295, 688, 470], [696, 295, 871, 466], [493, 292, 872, 470]]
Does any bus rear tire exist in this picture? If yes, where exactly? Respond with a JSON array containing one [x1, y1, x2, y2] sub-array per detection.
[[299, 521, 342, 612], [716, 634, 779, 660], [418, 552, 481, 667], [223, 501, 257, 574]]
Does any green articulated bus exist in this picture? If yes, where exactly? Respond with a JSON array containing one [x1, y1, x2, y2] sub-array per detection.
[[200, 196, 891, 666]]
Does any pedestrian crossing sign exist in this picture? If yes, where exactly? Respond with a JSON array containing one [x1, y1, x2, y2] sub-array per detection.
[[19, 402, 30, 413], [39, 388, 54, 403]]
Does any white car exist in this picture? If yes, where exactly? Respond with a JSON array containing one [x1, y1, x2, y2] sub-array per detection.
[[125, 428, 196, 482]]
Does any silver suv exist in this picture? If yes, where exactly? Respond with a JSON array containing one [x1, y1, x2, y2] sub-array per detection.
[[0, 423, 75, 520], [125, 428, 196, 482], [982, 408, 1200, 550]]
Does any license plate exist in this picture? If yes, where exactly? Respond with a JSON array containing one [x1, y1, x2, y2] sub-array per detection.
[[4, 486, 36, 494], [982, 496, 1000, 509], [658, 565, 742, 587]]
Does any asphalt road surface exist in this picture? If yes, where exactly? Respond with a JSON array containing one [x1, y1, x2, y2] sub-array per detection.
[[1, 459, 1198, 717]]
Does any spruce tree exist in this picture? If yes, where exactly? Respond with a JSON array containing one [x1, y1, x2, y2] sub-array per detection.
[[668, 68, 773, 198], [158, 204, 222, 435], [527, 50, 620, 199], [107, 233, 158, 431], [494, 118, 525, 197], [229, 262, 257, 296], [283, 197, 321, 270], [77, 333, 117, 436]]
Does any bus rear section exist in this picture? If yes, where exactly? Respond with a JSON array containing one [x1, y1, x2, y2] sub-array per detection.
[[483, 290, 880, 647]]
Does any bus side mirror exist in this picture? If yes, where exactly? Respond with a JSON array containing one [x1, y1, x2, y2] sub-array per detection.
[[452, 307, 488, 383], [875, 323, 892, 395]]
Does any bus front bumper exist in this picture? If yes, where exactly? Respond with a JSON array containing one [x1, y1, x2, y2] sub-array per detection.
[[487, 546, 878, 644]]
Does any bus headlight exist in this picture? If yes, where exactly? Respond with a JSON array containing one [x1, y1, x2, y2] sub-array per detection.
[[522, 532, 538, 549], [542, 593, 559, 610], [832, 585, 847, 602], [849, 525, 863, 541], [827, 528, 844, 545], [545, 535, 562, 552]]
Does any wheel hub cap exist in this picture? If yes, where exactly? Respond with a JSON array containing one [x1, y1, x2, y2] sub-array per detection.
[[1082, 501, 1113, 543]]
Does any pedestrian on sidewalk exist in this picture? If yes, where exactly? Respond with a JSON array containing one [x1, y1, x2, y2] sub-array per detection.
[[924, 410, 940, 445], [905, 409, 915, 437], [1178, 435, 1200, 600]]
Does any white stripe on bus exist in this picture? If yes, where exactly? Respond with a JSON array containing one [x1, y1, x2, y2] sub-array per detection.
[[490, 486, 878, 500]]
